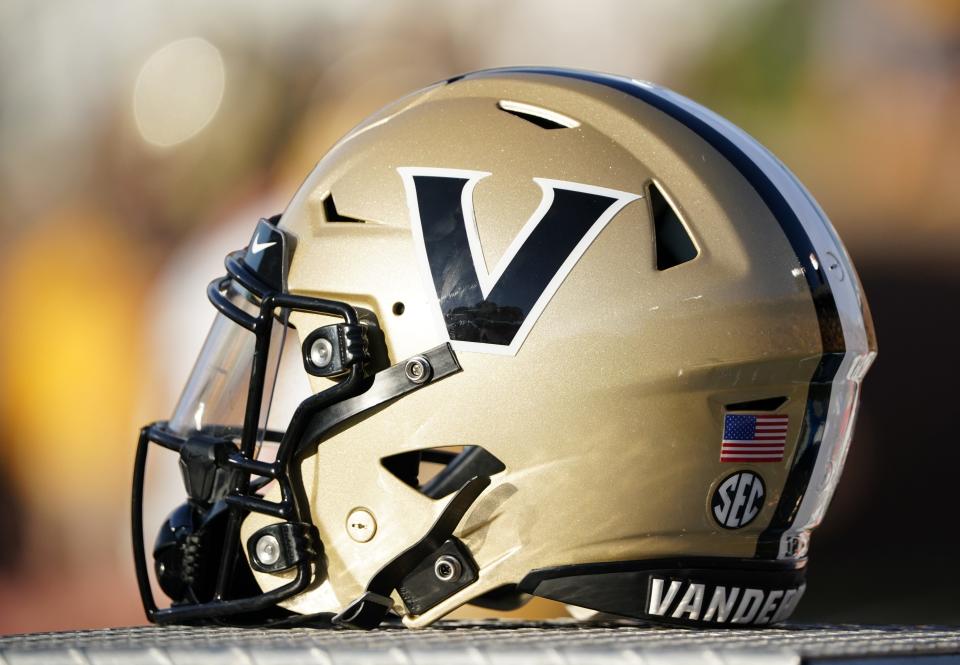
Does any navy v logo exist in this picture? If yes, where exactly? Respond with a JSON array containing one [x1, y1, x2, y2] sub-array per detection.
[[399, 167, 640, 355]]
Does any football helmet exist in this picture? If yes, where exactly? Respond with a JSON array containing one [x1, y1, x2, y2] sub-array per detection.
[[132, 67, 876, 629]]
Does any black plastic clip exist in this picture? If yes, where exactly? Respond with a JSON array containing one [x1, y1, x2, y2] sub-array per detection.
[[332, 475, 490, 629], [247, 521, 322, 574], [302, 323, 368, 378], [179, 435, 239, 506], [397, 538, 479, 615]]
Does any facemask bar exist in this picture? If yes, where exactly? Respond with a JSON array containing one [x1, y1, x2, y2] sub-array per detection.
[[132, 240, 369, 623]]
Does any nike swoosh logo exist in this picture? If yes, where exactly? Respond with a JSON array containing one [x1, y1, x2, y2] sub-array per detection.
[[250, 235, 277, 254]]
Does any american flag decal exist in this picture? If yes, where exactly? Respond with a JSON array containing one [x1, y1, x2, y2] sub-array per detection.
[[720, 413, 789, 463]]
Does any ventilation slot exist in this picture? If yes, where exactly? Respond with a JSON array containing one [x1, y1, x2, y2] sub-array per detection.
[[647, 181, 698, 270], [382, 446, 505, 499], [726, 396, 788, 412], [497, 100, 579, 130], [322, 193, 365, 223]]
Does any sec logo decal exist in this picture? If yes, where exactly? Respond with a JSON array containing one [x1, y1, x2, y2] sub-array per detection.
[[711, 471, 765, 529]]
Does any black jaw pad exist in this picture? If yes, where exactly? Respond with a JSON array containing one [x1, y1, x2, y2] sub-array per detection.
[[519, 558, 807, 627]]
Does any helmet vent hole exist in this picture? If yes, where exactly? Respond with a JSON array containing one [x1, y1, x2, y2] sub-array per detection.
[[322, 192, 365, 223], [726, 396, 788, 411], [382, 446, 506, 499], [392, 302, 405, 316], [647, 180, 698, 270], [497, 100, 579, 130]]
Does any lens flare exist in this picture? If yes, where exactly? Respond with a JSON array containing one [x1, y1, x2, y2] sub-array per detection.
[[133, 37, 225, 147]]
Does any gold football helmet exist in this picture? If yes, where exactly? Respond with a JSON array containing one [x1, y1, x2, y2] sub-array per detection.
[[133, 68, 876, 628]]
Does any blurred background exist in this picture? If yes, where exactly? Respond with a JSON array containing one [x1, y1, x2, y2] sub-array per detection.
[[0, 0, 957, 633]]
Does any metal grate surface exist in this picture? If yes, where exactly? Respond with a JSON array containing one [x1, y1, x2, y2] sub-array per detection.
[[2, 621, 960, 664]]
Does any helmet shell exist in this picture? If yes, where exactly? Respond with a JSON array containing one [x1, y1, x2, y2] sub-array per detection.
[[241, 68, 876, 626]]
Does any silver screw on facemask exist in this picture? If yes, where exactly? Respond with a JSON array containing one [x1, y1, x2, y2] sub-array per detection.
[[404, 356, 431, 384], [434, 554, 462, 582], [255, 534, 281, 567], [310, 338, 334, 370]]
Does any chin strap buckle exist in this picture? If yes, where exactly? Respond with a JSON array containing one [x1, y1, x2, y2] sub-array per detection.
[[332, 475, 491, 630]]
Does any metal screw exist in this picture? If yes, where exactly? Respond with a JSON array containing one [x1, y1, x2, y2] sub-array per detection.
[[404, 356, 431, 384], [825, 251, 845, 282], [310, 337, 334, 369], [255, 534, 281, 567], [434, 554, 462, 582], [346, 508, 377, 543]]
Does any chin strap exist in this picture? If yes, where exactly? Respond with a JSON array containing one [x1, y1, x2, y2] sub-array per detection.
[[332, 475, 491, 629]]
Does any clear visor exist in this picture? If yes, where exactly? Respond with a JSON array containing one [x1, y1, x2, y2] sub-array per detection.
[[168, 283, 308, 454]]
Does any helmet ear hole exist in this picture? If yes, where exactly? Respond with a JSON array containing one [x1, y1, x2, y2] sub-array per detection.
[[382, 446, 506, 499], [381, 450, 421, 490]]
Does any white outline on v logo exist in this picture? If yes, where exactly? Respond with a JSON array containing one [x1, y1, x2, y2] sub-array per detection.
[[399, 167, 641, 356]]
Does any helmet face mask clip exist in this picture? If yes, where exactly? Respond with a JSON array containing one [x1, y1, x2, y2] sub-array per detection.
[[132, 68, 876, 629]]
